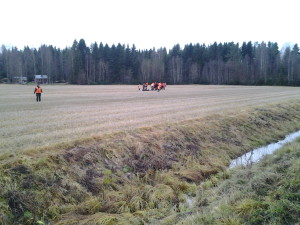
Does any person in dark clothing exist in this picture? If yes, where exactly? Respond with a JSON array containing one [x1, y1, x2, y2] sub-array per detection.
[[34, 85, 43, 102]]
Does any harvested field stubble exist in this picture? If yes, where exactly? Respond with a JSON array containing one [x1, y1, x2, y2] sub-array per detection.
[[1, 86, 300, 224], [1, 84, 300, 154]]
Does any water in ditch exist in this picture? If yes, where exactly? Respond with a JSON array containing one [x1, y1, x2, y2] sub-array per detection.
[[229, 130, 300, 169], [185, 130, 300, 208]]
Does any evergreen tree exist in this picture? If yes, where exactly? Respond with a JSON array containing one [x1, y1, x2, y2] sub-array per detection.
[[0, 41, 300, 86]]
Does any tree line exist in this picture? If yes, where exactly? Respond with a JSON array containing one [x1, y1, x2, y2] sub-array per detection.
[[0, 39, 300, 85]]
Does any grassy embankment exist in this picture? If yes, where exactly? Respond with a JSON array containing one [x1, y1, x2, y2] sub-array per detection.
[[173, 134, 300, 225], [0, 101, 300, 224]]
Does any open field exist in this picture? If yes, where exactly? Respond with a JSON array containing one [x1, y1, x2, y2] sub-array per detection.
[[1, 84, 300, 154], [1, 84, 300, 224]]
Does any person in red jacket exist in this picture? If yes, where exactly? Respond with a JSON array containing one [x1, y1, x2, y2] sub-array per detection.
[[34, 85, 43, 102]]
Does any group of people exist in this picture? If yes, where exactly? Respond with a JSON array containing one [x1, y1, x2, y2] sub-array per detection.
[[34, 82, 167, 103], [139, 82, 167, 92]]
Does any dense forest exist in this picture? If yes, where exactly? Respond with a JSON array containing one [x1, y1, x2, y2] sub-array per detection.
[[0, 39, 300, 85]]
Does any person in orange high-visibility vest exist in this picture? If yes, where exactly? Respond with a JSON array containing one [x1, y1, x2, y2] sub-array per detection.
[[34, 85, 43, 102], [157, 83, 162, 92]]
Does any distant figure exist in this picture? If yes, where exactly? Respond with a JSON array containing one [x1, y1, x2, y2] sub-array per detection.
[[142, 82, 149, 91], [34, 85, 43, 102], [138, 84, 141, 91], [157, 83, 162, 92], [151, 82, 154, 91]]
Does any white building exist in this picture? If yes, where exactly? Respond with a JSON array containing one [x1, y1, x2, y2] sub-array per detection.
[[34, 75, 48, 84]]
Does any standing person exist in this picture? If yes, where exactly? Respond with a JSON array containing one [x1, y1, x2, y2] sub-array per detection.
[[34, 84, 43, 102], [157, 83, 162, 92], [151, 82, 154, 91]]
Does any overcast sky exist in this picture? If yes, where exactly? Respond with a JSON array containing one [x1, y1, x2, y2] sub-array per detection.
[[1, 0, 299, 50]]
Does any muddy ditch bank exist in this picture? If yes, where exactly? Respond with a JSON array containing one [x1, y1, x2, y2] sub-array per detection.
[[1, 101, 300, 224]]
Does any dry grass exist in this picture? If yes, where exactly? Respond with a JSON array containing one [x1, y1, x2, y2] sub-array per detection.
[[1, 84, 300, 154], [1, 89, 300, 224], [176, 138, 300, 225]]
